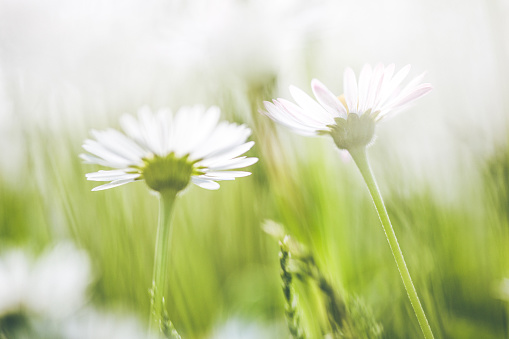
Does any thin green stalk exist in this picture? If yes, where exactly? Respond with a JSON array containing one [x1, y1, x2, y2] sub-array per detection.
[[280, 240, 305, 339], [348, 147, 435, 339], [149, 190, 178, 338]]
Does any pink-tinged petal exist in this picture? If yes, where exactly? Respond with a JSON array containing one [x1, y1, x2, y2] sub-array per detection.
[[311, 79, 347, 118], [365, 63, 385, 111], [343, 67, 358, 113], [276, 99, 329, 129], [262, 101, 303, 128], [260, 101, 318, 135], [373, 64, 395, 110], [378, 84, 432, 121], [289, 85, 335, 124], [388, 84, 433, 110], [383, 64, 395, 81], [397, 71, 427, 97], [357, 64, 372, 113], [379, 64, 411, 106]]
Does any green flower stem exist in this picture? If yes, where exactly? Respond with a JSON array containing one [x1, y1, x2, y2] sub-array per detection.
[[280, 240, 305, 339], [149, 190, 178, 337], [348, 147, 435, 339]]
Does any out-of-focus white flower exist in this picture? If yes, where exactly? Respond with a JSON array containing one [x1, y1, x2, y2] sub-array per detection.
[[208, 318, 284, 339], [0, 249, 31, 315], [82, 105, 258, 192], [61, 309, 145, 339], [0, 243, 91, 318], [262, 63, 432, 150], [29, 244, 91, 318]]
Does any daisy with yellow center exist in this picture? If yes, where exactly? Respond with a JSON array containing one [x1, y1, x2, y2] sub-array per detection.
[[82, 105, 257, 193], [261, 63, 435, 339], [262, 63, 432, 150], [81, 105, 258, 337]]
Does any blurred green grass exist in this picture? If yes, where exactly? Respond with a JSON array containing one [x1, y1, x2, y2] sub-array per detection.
[[1, 98, 508, 338]]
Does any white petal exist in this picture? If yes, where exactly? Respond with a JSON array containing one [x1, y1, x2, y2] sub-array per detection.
[[86, 170, 140, 182], [373, 64, 395, 110], [138, 106, 164, 156], [201, 171, 252, 179], [343, 67, 358, 113], [380, 84, 433, 120], [365, 63, 385, 111], [262, 100, 323, 135], [311, 79, 347, 118], [393, 84, 432, 108], [207, 157, 258, 171], [186, 106, 221, 155], [197, 141, 254, 167], [191, 177, 220, 190], [196, 174, 235, 181], [155, 108, 173, 154], [261, 102, 311, 132], [402, 71, 427, 93], [190, 122, 251, 161], [172, 105, 204, 156], [91, 179, 136, 191], [357, 64, 372, 113], [82, 140, 133, 167], [378, 64, 411, 107], [277, 99, 330, 128], [90, 129, 146, 163], [289, 85, 335, 124], [79, 153, 127, 169]]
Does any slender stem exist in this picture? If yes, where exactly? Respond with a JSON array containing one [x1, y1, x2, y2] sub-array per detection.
[[348, 147, 435, 339], [280, 240, 305, 339], [149, 190, 178, 337]]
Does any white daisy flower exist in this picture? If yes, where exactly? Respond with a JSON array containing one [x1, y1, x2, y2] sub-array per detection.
[[61, 309, 145, 339], [0, 243, 91, 319], [262, 63, 432, 150], [81, 105, 258, 192]]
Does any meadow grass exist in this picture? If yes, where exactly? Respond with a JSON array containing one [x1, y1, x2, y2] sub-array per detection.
[[1, 109, 508, 338]]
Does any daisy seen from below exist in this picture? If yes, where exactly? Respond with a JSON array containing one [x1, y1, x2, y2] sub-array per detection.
[[262, 63, 432, 149], [81, 105, 258, 338], [261, 63, 435, 339], [82, 105, 258, 193]]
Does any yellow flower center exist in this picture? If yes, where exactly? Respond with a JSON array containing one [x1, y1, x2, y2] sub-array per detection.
[[337, 94, 349, 113]]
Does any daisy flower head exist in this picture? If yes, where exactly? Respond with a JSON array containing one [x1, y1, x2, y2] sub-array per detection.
[[81, 105, 258, 193], [262, 63, 432, 151]]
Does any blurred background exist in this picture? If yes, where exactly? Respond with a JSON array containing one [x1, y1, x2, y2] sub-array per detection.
[[0, 0, 508, 337]]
